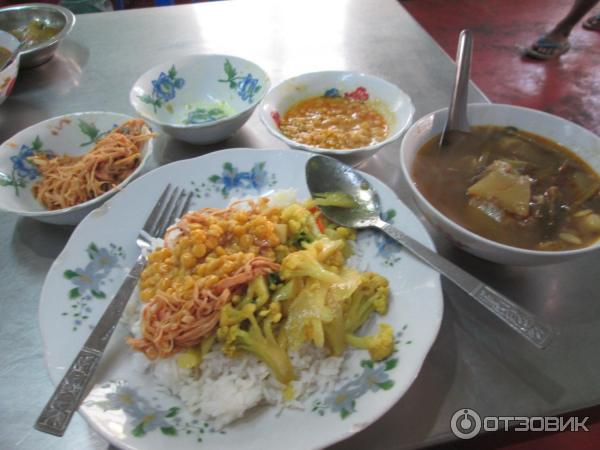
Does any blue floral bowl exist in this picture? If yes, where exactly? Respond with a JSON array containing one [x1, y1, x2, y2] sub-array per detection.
[[0, 112, 154, 225], [130, 54, 270, 145]]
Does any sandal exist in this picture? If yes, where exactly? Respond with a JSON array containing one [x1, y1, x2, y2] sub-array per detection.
[[582, 13, 600, 30], [524, 37, 571, 60]]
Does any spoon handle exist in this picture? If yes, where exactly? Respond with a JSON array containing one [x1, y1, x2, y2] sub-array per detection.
[[448, 29, 472, 132], [375, 220, 553, 349]]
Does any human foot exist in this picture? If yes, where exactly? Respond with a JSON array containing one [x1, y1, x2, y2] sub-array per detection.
[[524, 35, 571, 60], [582, 13, 600, 30]]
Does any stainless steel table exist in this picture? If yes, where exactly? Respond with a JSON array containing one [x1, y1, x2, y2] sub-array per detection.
[[1, 0, 599, 449]]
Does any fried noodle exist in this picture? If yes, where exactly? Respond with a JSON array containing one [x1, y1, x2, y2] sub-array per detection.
[[30, 119, 153, 210], [128, 200, 283, 359]]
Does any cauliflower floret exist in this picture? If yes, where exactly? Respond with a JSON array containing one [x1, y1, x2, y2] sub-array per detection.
[[346, 323, 394, 361], [218, 303, 294, 384], [345, 273, 389, 333], [280, 250, 340, 284]]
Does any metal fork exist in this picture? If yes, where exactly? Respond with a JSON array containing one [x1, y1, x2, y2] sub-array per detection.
[[35, 184, 193, 437]]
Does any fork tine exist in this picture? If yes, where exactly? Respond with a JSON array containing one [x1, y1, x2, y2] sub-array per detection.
[[150, 187, 180, 237], [142, 184, 171, 234], [181, 191, 193, 219], [158, 190, 187, 237], [168, 191, 194, 233]]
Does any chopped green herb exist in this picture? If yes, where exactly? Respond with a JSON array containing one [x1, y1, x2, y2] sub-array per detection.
[[314, 192, 359, 208]]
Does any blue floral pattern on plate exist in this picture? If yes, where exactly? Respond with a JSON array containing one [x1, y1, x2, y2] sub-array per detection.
[[311, 328, 410, 419], [62, 242, 125, 331], [0, 136, 53, 195], [218, 59, 262, 103], [376, 209, 403, 266], [139, 65, 185, 113], [192, 161, 276, 198], [86, 380, 224, 441]]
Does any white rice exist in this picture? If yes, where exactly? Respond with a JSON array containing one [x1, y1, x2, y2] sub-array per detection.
[[123, 189, 349, 429], [125, 295, 346, 429]]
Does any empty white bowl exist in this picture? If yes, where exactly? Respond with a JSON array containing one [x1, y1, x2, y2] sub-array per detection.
[[260, 71, 415, 165], [400, 103, 600, 266], [0, 29, 20, 106], [0, 112, 154, 225], [130, 54, 270, 145]]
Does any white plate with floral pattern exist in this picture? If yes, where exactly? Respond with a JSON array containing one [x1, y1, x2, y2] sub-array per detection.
[[38, 148, 443, 450]]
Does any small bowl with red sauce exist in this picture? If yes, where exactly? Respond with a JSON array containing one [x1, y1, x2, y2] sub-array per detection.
[[400, 103, 600, 266], [260, 71, 415, 164]]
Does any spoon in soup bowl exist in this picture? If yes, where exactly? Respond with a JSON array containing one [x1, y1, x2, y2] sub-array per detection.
[[305, 154, 553, 349], [439, 29, 473, 147]]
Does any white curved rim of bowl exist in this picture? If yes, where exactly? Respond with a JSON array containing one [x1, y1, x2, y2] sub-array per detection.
[[401, 103, 600, 258], [130, 54, 271, 130], [0, 29, 21, 53], [0, 3, 76, 55], [0, 111, 154, 218], [1, 50, 19, 76], [0, 30, 20, 76], [260, 70, 416, 155]]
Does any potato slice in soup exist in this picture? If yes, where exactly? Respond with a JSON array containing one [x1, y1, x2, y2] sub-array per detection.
[[467, 160, 531, 218]]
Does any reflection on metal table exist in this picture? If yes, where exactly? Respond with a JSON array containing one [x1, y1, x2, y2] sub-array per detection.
[[0, 0, 598, 449]]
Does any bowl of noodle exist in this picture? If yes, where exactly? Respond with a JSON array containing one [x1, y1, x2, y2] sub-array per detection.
[[0, 111, 155, 225]]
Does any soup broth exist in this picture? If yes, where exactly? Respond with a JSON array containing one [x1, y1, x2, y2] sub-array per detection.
[[10, 20, 60, 48], [413, 126, 600, 251]]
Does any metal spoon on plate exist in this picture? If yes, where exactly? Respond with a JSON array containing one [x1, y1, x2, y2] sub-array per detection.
[[305, 154, 553, 349], [439, 29, 472, 147]]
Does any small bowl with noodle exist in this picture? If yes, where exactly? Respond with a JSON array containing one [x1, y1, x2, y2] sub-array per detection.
[[0, 111, 154, 225]]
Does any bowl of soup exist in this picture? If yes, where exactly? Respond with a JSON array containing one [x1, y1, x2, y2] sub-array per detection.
[[260, 71, 415, 165], [0, 4, 75, 69], [0, 29, 19, 106], [400, 103, 600, 265], [130, 54, 270, 145]]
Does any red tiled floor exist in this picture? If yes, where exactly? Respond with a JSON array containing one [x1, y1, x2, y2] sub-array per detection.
[[400, 0, 600, 136]]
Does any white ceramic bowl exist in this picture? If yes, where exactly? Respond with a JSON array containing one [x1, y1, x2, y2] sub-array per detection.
[[0, 29, 20, 106], [400, 103, 600, 266], [130, 54, 270, 145], [0, 112, 154, 225], [260, 71, 415, 165]]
